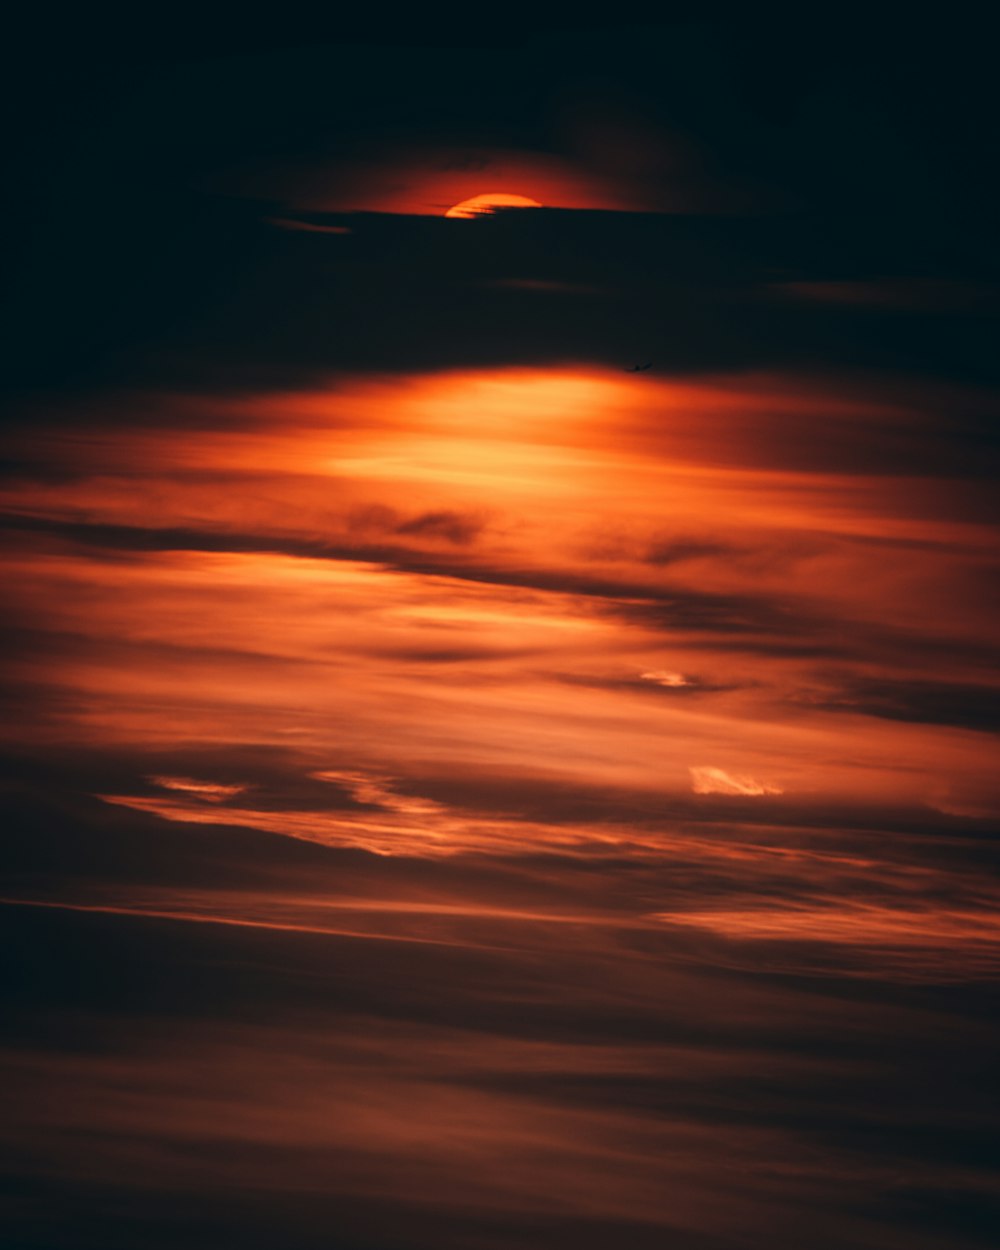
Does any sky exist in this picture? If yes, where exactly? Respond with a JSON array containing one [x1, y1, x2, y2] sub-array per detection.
[[2, 13, 999, 1250]]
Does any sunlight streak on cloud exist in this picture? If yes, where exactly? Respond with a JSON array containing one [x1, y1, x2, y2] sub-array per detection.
[[639, 669, 692, 687], [689, 767, 784, 796], [147, 775, 249, 802]]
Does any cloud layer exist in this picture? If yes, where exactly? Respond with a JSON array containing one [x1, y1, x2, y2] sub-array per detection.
[[2, 16, 999, 1250]]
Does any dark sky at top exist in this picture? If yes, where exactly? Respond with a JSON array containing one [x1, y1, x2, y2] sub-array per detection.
[[2, 9, 998, 398]]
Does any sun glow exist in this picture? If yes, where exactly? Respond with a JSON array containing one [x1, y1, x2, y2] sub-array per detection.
[[445, 193, 542, 218]]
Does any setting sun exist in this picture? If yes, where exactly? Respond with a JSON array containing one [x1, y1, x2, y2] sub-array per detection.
[[444, 192, 542, 218]]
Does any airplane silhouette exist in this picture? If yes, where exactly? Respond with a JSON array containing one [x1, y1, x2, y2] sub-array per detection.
[[626, 362, 652, 372]]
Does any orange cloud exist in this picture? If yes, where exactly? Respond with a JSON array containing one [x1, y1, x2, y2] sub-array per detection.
[[148, 775, 249, 802], [3, 365, 997, 863], [689, 767, 784, 797]]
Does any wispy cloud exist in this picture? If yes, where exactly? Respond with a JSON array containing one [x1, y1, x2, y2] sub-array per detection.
[[639, 669, 692, 687], [147, 775, 249, 802], [689, 767, 784, 797]]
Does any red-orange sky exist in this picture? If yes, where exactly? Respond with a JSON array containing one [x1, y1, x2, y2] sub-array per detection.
[[2, 14, 999, 1250], [5, 366, 998, 844]]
